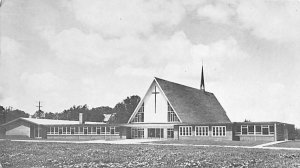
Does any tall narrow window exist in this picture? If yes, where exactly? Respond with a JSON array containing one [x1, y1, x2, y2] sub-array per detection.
[[63, 127, 66, 134], [96, 127, 101, 134], [269, 125, 274, 135], [110, 127, 115, 135], [66, 127, 70, 134], [106, 127, 111, 134], [70, 127, 75, 134], [248, 125, 254, 134], [241, 125, 248, 135], [262, 125, 269, 135], [168, 102, 179, 122], [58, 127, 63, 134], [100, 127, 105, 135], [132, 103, 144, 122], [83, 127, 88, 135], [92, 127, 96, 134], [256, 125, 262, 135], [78, 127, 83, 134], [50, 127, 55, 134]]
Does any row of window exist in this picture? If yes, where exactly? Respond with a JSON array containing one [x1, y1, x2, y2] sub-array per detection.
[[237, 125, 274, 135], [179, 126, 227, 136], [131, 128, 174, 138], [47, 126, 120, 135]]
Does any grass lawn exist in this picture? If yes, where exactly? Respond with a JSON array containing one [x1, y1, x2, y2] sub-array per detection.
[[150, 139, 269, 147], [1, 140, 300, 168], [268, 140, 300, 148]]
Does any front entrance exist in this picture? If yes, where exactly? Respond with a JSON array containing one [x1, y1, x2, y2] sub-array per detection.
[[148, 128, 164, 138], [131, 128, 144, 139]]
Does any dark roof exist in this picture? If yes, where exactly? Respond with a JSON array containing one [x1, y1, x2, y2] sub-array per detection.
[[155, 77, 231, 124]]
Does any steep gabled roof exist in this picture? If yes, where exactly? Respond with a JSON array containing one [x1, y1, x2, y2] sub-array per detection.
[[155, 77, 231, 124]]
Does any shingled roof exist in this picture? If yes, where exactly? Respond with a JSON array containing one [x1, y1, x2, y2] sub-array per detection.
[[155, 77, 231, 124]]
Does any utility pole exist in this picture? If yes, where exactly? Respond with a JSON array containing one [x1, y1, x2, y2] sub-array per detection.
[[35, 101, 44, 118], [36, 101, 42, 112]]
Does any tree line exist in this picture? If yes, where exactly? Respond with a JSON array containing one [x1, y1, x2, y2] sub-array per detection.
[[0, 95, 140, 125]]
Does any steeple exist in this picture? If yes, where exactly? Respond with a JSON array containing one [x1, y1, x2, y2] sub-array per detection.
[[200, 64, 205, 91]]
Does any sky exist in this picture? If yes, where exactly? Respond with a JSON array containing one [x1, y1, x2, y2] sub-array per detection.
[[0, 0, 300, 127]]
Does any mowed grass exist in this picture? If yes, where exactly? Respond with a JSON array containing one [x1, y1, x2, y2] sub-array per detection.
[[150, 139, 268, 147], [1, 140, 300, 168], [268, 140, 300, 148]]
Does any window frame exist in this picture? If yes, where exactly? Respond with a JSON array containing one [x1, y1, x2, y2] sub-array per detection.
[[179, 126, 192, 136], [70, 127, 75, 134], [167, 128, 174, 138], [167, 102, 179, 122], [58, 127, 63, 134], [212, 126, 226, 136], [195, 126, 209, 136], [132, 103, 144, 123]]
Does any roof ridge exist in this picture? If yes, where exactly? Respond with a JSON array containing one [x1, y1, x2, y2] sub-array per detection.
[[155, 77, 212, 94]]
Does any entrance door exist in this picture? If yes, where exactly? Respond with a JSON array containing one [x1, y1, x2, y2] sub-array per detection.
[[131, 128, 144, 139], [148, 128, 164, 138]]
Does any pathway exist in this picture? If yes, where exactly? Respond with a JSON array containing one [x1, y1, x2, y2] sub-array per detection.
[[252, 140, 286, 148]]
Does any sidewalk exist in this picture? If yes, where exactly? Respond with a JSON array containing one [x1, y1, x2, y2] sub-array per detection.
[[252, 140, 286, 148]]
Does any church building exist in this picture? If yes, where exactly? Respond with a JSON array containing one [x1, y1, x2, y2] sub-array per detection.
[[124, 66, 295, 141], [125, 75, 231, 140]]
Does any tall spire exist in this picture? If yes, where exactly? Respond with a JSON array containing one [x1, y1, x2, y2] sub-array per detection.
[[200, 63, 205, 91]]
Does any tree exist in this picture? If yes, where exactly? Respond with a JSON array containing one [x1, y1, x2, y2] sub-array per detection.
[[44, 112, 56, 119], [43, 105, 112, 122], [33, 110, 45, 119], [58, 105, 89, 121], [112, 95, 141, 123], [4, 108, 29, 122], [0, 106, 5, 124], [112, 102, 127, 123], [87, 106, 112, 122]]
